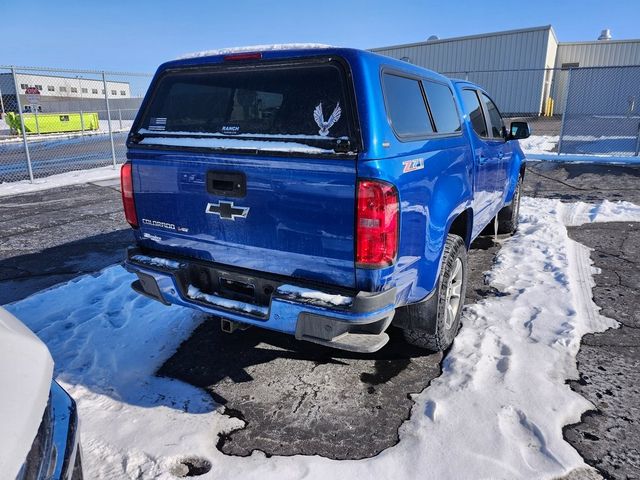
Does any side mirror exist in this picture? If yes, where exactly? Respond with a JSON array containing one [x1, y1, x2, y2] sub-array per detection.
[[509, 121, 531, 140]]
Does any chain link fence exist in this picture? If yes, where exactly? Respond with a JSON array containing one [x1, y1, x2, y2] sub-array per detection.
[[441, 65, 640, 159], [0, 66, 151, 183], [1, 63, 639, 185], [558, 66, 640, 156]]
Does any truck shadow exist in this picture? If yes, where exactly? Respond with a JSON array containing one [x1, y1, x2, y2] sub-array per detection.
[[0, 229, 134, 304]]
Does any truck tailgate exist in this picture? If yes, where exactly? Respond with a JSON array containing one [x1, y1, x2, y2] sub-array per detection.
[[131, 150, 357, 288]]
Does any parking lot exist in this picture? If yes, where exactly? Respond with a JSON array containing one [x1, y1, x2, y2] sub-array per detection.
[[1, 161, 639, 479]]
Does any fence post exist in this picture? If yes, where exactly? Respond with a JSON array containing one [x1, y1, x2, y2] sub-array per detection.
[[78, 76, 85, 137], [119, 108, 122, 130], [34, 109, 40, 134], [556, 67, 573, 156], [102, 71, 117, 169], [11, 66, 34, 183], [0, 84, 5, 117]]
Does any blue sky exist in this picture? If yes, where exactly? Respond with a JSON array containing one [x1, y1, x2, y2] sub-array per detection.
[[1, 0, 638, 72]]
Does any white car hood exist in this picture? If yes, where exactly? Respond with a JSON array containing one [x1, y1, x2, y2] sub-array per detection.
[[0, 307, 53, 479]]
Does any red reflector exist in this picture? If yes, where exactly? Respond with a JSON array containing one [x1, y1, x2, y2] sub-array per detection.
[[120, 162, 138, 228], [223, 52, 263, 61], [356, 180, 399, 267]]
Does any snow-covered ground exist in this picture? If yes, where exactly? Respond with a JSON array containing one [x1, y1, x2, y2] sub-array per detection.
[[0, 166, 120, 197], [5, 197, 640, 479], [520, 135, 640, 163], [519, 135, 559, 154]]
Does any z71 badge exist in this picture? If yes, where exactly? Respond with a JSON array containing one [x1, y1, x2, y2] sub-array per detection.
[[402, 158, 425, 173]]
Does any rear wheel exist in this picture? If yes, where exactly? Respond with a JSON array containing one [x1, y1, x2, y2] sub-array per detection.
[[497, 178, 522, 234], [402, 234, 468, 352]]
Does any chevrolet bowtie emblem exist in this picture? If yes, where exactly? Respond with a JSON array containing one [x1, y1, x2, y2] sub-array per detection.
[[205, 201, 250, 220]]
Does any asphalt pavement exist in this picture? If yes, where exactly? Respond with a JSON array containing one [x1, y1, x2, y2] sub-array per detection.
[[0, 132, 128, 182], [0, 161, 638, 478]]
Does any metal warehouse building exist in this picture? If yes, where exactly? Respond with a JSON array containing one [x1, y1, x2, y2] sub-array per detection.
[[371, 26, 640, 116]]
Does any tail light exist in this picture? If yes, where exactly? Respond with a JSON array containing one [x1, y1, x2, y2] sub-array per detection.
[[223, 52, 262, 61], [120, 162, 138, 228], [356, 180, 399, 267]]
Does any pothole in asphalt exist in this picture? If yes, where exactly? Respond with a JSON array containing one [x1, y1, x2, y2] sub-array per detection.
[[169, 457, 212, 477]]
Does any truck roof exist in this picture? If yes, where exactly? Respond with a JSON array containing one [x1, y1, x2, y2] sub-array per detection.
[[157, 44, 455, 86]]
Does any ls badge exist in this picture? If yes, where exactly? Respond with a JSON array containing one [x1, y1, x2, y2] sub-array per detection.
[[205, 201, 250, 220]]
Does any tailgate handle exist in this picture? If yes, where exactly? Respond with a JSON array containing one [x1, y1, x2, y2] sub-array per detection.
[[207, 171, 246, 197]]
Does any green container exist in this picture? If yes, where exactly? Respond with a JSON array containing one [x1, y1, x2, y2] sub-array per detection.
[[5, 111, 100, 134]]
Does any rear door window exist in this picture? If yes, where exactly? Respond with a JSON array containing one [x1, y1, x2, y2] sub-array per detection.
[[460, 89, 488, 138], [480, 93, 505, 139], [135, 61, 355, 150], [382, 73, 434, 138], [422, 80, 461, 134]]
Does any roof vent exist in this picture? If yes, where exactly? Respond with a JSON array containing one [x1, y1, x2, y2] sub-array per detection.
[[427, 35, 439, 41], [598, 29, 612, 41]]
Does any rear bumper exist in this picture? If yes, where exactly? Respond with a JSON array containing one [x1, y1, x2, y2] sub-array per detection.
[[124, 247, 397, 352]]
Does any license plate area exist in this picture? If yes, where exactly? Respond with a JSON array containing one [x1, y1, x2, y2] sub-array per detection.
[[184, 264, 278, 308]]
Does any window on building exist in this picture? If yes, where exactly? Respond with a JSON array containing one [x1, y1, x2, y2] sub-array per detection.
[[20, 84, 28, 89], [120, 90, 126, 95], [460, 89, 488, 137], [82, 88, 88, 94], [47, 85, 55, 92], [92, 88, 98, 94], [59, 86, 67, 92], [561, 62, 580, 70], [111, 90, 117, 95], [422, 80, 461, 134], [35, 84, 43, 90], [480, 93, 504, 139], [71, 87, 78, 93], [382, 73, 433, 137]]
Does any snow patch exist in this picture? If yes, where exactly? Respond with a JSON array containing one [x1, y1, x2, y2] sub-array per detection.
[[187, 285, 268, 317], [519, 135, 558, 154], [0, 166, 120, 197], [178, 44, 334, 60], [276, 285, 353, 307], [139, 136, 336, 154], [131, 254, 183, 270]]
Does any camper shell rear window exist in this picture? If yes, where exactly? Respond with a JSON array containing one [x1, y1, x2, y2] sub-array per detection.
[[130, 58, 358, 155]]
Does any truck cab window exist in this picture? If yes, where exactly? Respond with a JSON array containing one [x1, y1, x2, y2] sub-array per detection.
[[460, 89, 488, 137], [481, 93, 504, 139]]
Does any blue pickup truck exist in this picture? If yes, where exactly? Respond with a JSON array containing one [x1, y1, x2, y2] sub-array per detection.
[[122, 46, 530, 353]]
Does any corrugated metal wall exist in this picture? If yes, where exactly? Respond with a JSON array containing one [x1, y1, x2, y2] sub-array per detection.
[[552, 41, 640, 113], [371, 27, 555, 115], [556, 41, 640, 68]]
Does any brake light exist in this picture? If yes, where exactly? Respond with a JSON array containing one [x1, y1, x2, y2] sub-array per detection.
[[356, 180, 399, 267], [120, 162, 138, 228], [223, 52, 263, 61]]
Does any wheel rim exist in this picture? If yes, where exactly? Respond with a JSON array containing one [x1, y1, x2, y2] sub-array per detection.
[[444, 258, 463, 330]]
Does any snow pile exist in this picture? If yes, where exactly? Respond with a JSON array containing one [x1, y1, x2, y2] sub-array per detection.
[[0, 166, 120, 197], [518, 135, 558, 154], [7, 197, 640, 479], [139, 136, 336, 154], [179, 44, 334, 59], [276, 285, 352, 307]]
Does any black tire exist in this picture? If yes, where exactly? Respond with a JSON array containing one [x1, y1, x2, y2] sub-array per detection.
[[497, 178, 522, 235], [402, 234, 468, 351]]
